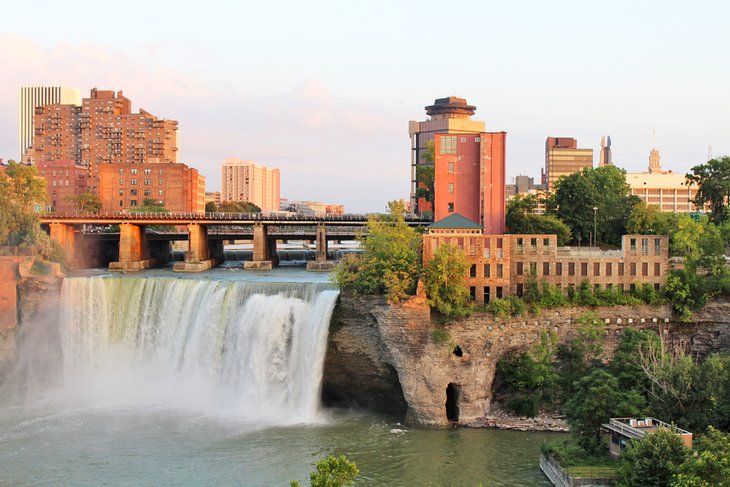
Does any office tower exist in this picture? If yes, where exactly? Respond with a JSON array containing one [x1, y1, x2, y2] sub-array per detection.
[[18, 85, 81, 160], [544, 137, 593, 191], [408, 97, 486, 213], [433, 131, 507, 234], [221, 158, 280, 213]]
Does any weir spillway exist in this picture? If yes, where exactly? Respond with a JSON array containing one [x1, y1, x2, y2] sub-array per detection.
[[58, 275, 339, 422]]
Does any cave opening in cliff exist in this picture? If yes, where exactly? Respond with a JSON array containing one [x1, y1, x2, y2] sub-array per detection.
[[446, 383, 460, 422]]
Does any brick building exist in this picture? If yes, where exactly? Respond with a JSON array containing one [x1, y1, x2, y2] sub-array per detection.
[[434, 132, 506, 234], [38, 159, 90, 213], [99, 162, 205, 214], [408, 97, 487, 214], [423, 214, 669, 306], [31, 88, 179, 192]]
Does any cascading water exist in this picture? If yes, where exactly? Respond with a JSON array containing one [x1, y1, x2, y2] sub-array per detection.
[[57, 275, 339, 423]]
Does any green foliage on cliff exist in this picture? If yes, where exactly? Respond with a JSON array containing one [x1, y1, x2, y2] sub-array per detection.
[[333, 200, 420, 303], [0, 161, 64, 263], [423, 243, 472, 318]]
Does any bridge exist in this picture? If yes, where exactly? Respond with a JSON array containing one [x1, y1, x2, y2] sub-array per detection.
[[41, 212, 430, 272]]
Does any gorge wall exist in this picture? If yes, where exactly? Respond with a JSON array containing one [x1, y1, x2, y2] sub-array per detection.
[[323, 292, 730, 427]]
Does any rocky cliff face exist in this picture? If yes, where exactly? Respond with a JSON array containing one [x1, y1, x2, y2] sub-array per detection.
[[323, 292, 730, 427]]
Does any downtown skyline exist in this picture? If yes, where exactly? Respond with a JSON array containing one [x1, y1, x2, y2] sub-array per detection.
[[1, 0, 728, 213]]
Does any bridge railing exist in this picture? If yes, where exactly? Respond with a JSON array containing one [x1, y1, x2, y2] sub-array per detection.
[[40, 211, 431, 223]]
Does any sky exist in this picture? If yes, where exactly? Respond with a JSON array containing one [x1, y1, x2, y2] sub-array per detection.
[[1, 0, 728, 213]]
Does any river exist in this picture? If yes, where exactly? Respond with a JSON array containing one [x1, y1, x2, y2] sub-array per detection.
[[0, 268, 559, 486]]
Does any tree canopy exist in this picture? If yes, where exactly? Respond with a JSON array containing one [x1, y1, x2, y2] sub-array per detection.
[[423, 243, 472, 317], [686, 156, 730, 222], [506, 194, 571, 245], [216, 200, 262, 213], [65, 191, 102, 213], [550, 165, 639, 246]]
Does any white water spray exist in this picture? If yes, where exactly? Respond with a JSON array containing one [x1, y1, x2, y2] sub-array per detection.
[[58, 276, 339, 423]]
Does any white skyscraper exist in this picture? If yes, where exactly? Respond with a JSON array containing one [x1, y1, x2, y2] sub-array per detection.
[[18, 86, 81, 159]]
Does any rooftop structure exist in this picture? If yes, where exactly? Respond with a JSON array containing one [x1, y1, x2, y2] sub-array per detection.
[[602, 417, 693, 457]]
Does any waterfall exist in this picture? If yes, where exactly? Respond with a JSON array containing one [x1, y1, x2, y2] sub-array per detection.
[[57, 275, 339, 423]]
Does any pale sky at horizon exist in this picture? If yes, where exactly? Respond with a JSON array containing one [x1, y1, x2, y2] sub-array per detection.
[[1, 0, 728, 213]]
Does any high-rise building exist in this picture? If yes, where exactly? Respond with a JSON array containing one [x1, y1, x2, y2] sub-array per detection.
[[599, 135, 613, 167], [30, 88, 179, 192], [433, 131, 507, 234], [544, 137, 593, 191], [18, 86, 81, 159], [221, 158, 280, 213], [408, 97, 486, 213]]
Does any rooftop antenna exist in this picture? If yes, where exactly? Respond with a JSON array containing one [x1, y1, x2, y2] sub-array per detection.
[[708, 145, 713, 161], [652, 128, 656, 148]]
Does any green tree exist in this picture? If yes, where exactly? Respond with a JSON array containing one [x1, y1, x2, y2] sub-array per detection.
[[64, 191, 102, 213], [564, 369, 645, 452], [506, 194, 572, 245], [686, 156, 730, 222], [626, 201, 679, 237], [415, 140, 435, 215], [218, 200, 262, 213], [609, 328, 661, 392], [129, 198, 169, 213], [291, 455, 359, 487], [333, 200, 420, 303], [205, 201, 217, 213], [550, 165, 639, 246], [0, 161, 48, 247], [617, 428, 688, 487], [671, 427, 730, 487], [423, 243, 472, 317]]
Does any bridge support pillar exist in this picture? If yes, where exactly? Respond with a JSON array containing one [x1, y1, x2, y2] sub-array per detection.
[[245, 223, 275, 270], [109, 223, 155, 272], [307, 224, 335, 271], [173, 223, 218, 272], [49, 223, 78, 267]]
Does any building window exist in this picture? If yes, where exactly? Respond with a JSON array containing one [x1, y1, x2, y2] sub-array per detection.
[[130, 199, 137, 207], [158, 189, 163, 196], [594, 262, 600, 276], [119, 178, 124, 185], [159, 169, 164, 175], [484, 264, 490, 278], [543, 262, 550, 276], [654, 262, 661, 276], [447, 202, 454, 213], [131, 178, 137, 185], [469, 286, 476, 301], [642, 262, 649, 276], [448, 162, 454, 174], [130, 189, 137, 196], [470, 265, 477, 278], [496, 264, 503, 278], [159, 179, 164, 186], [440, 135, 457, 155], [568, 262, 575, 276], [119, 168, 124, 175], [530, 262, 537, 275], [144, 190, 151, 197], [543, 238, 550, 248], [581, 262, 588, 276], [119, 200, 123, 207], [144, 168, 151, 175], [516, 262, 523, 275], [618, 263, 624, 276], [496, 286, 503, 299], [448, 183, 454, 193], [556, 262, 562, 276], [606, 263, 612, 276], [131, 168, 138, 175], [119, 189, 124, 196], [642, 238, 649, 255], [630, 238, 637, 253], [483, 287, 490, 304], [654, 238, 661, 255], [630, 263, 637, 276], [144, 179, 151, 186], [516, 283, 524, 297]]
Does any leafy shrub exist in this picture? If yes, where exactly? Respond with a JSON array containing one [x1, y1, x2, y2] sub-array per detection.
[[505, 395, 539, 417], [486, 298, 512, 318], [431, 328, 452, 345]]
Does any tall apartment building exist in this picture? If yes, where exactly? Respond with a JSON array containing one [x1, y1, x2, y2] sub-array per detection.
[[221, 158, 280, 213], [544, 137, 593, 191], [99, 162, 205, 214], [408, 97, 486, 213], [30, 88, 179, 191], [433, 132, 507, 234], [18, 86, 81, 159]]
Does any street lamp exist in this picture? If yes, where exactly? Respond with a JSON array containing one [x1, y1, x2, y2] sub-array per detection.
[[593, 207, 598, 248]]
